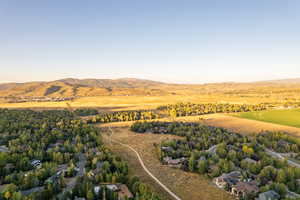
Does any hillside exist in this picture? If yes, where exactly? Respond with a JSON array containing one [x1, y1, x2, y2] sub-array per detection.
[[1, 78, 300, 101], [0, 78, 168, 98]]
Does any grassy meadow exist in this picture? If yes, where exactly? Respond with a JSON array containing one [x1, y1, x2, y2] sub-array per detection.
[[235, 108, 300, 128]]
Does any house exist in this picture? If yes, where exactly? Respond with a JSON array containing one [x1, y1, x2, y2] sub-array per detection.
[[44, 165, 68, 184], [161, 146, 173, 152], [242, 158, 258, 164], [257, 190, 280, 200], [206, 145, 218, 154], [21, 186, 44, 196], [231, 181, 259, 198], [197, 156, 206, 162], [96, 161, 104, 170], [286, 190, 300, 199], [94, 186, 101, 195], [157, 127, 168, 134], [117, 184, 134, 200], [45, 171, 64, 184], [74, 197, 86, 200], [214, 171, 242, 189], [162, 157, 186, 167], [90, 148, 102, 155], [57, 164, 68, 173], [103, 184, 133, 200], [106, 184, 119, 192], [88, 162, 104, 177], [31, 160, 42, 169], [278, 140, 290, 148], [0, 145, 9, 153]]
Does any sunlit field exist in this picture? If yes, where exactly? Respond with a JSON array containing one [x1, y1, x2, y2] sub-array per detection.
[[235, 108, 300, 128], [0, 94, 283, 111]]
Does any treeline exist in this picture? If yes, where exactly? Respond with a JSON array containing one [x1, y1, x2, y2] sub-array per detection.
[[74, 108, 99, 116], [87, 103, 268, 124], [0, 109, 160, 200], [158, 103, 268, 117], [88, 110, 159, 123], [131, 121, 300, 199]]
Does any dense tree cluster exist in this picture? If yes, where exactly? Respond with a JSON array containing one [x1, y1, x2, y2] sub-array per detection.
[[257, 132, 300, 161], [87, 103, 268, 124], [131, 121, 300, 199], [158, 103, 268, 117], [88, 110, 159, 123], [0, 109, 160, 200], [74, 109, 99, 116]]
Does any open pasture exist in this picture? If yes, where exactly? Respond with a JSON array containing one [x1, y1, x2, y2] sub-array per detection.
[[235, 108, 300, 128]]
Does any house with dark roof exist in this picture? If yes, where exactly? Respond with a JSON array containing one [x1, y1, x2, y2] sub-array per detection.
[[31, 160, 42, 169], [256, 190, 280, 200], [214, 171, 242, 189], [286, 190, 300, 199]]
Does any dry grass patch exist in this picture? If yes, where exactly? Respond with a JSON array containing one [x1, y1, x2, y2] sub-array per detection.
[[198, 114, 300, 138], [0, 94, 275, 110]]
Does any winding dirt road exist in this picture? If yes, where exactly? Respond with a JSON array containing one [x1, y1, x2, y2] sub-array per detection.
[[111, 138, 182, 200]]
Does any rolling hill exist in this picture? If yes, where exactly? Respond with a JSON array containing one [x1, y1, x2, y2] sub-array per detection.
[[0, 78, 168, 98], [1, 78, 300, 99]]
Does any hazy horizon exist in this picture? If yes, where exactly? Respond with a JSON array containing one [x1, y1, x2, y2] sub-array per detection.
[[1, 1, 300, 83]]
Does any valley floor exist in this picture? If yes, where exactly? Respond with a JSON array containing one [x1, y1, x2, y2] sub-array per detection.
[[0, 94, 278, 111], [100, 113, 300, 138]]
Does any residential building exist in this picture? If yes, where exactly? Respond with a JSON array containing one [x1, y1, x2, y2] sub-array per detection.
[[31, 160, 42, 169], [214, 171, 242, 189], [231, 181, 259, 198], [257, 190, 280, 200]]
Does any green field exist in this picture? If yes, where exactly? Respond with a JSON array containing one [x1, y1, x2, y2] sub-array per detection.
[[235, 108, 300, 128]]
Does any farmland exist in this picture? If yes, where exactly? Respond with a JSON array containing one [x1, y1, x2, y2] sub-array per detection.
[[235, 109, 300, 128]]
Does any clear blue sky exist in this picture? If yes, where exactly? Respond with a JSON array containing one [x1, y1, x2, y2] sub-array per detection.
[[0, 0, 299, 83]]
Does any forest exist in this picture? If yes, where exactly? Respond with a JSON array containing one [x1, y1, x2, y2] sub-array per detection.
[[131, 121, 300, 200], [0, 109, 160, 200]]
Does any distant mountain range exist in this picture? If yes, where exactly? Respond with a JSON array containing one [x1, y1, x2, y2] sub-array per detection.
[[0, 78, 300, 98]]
